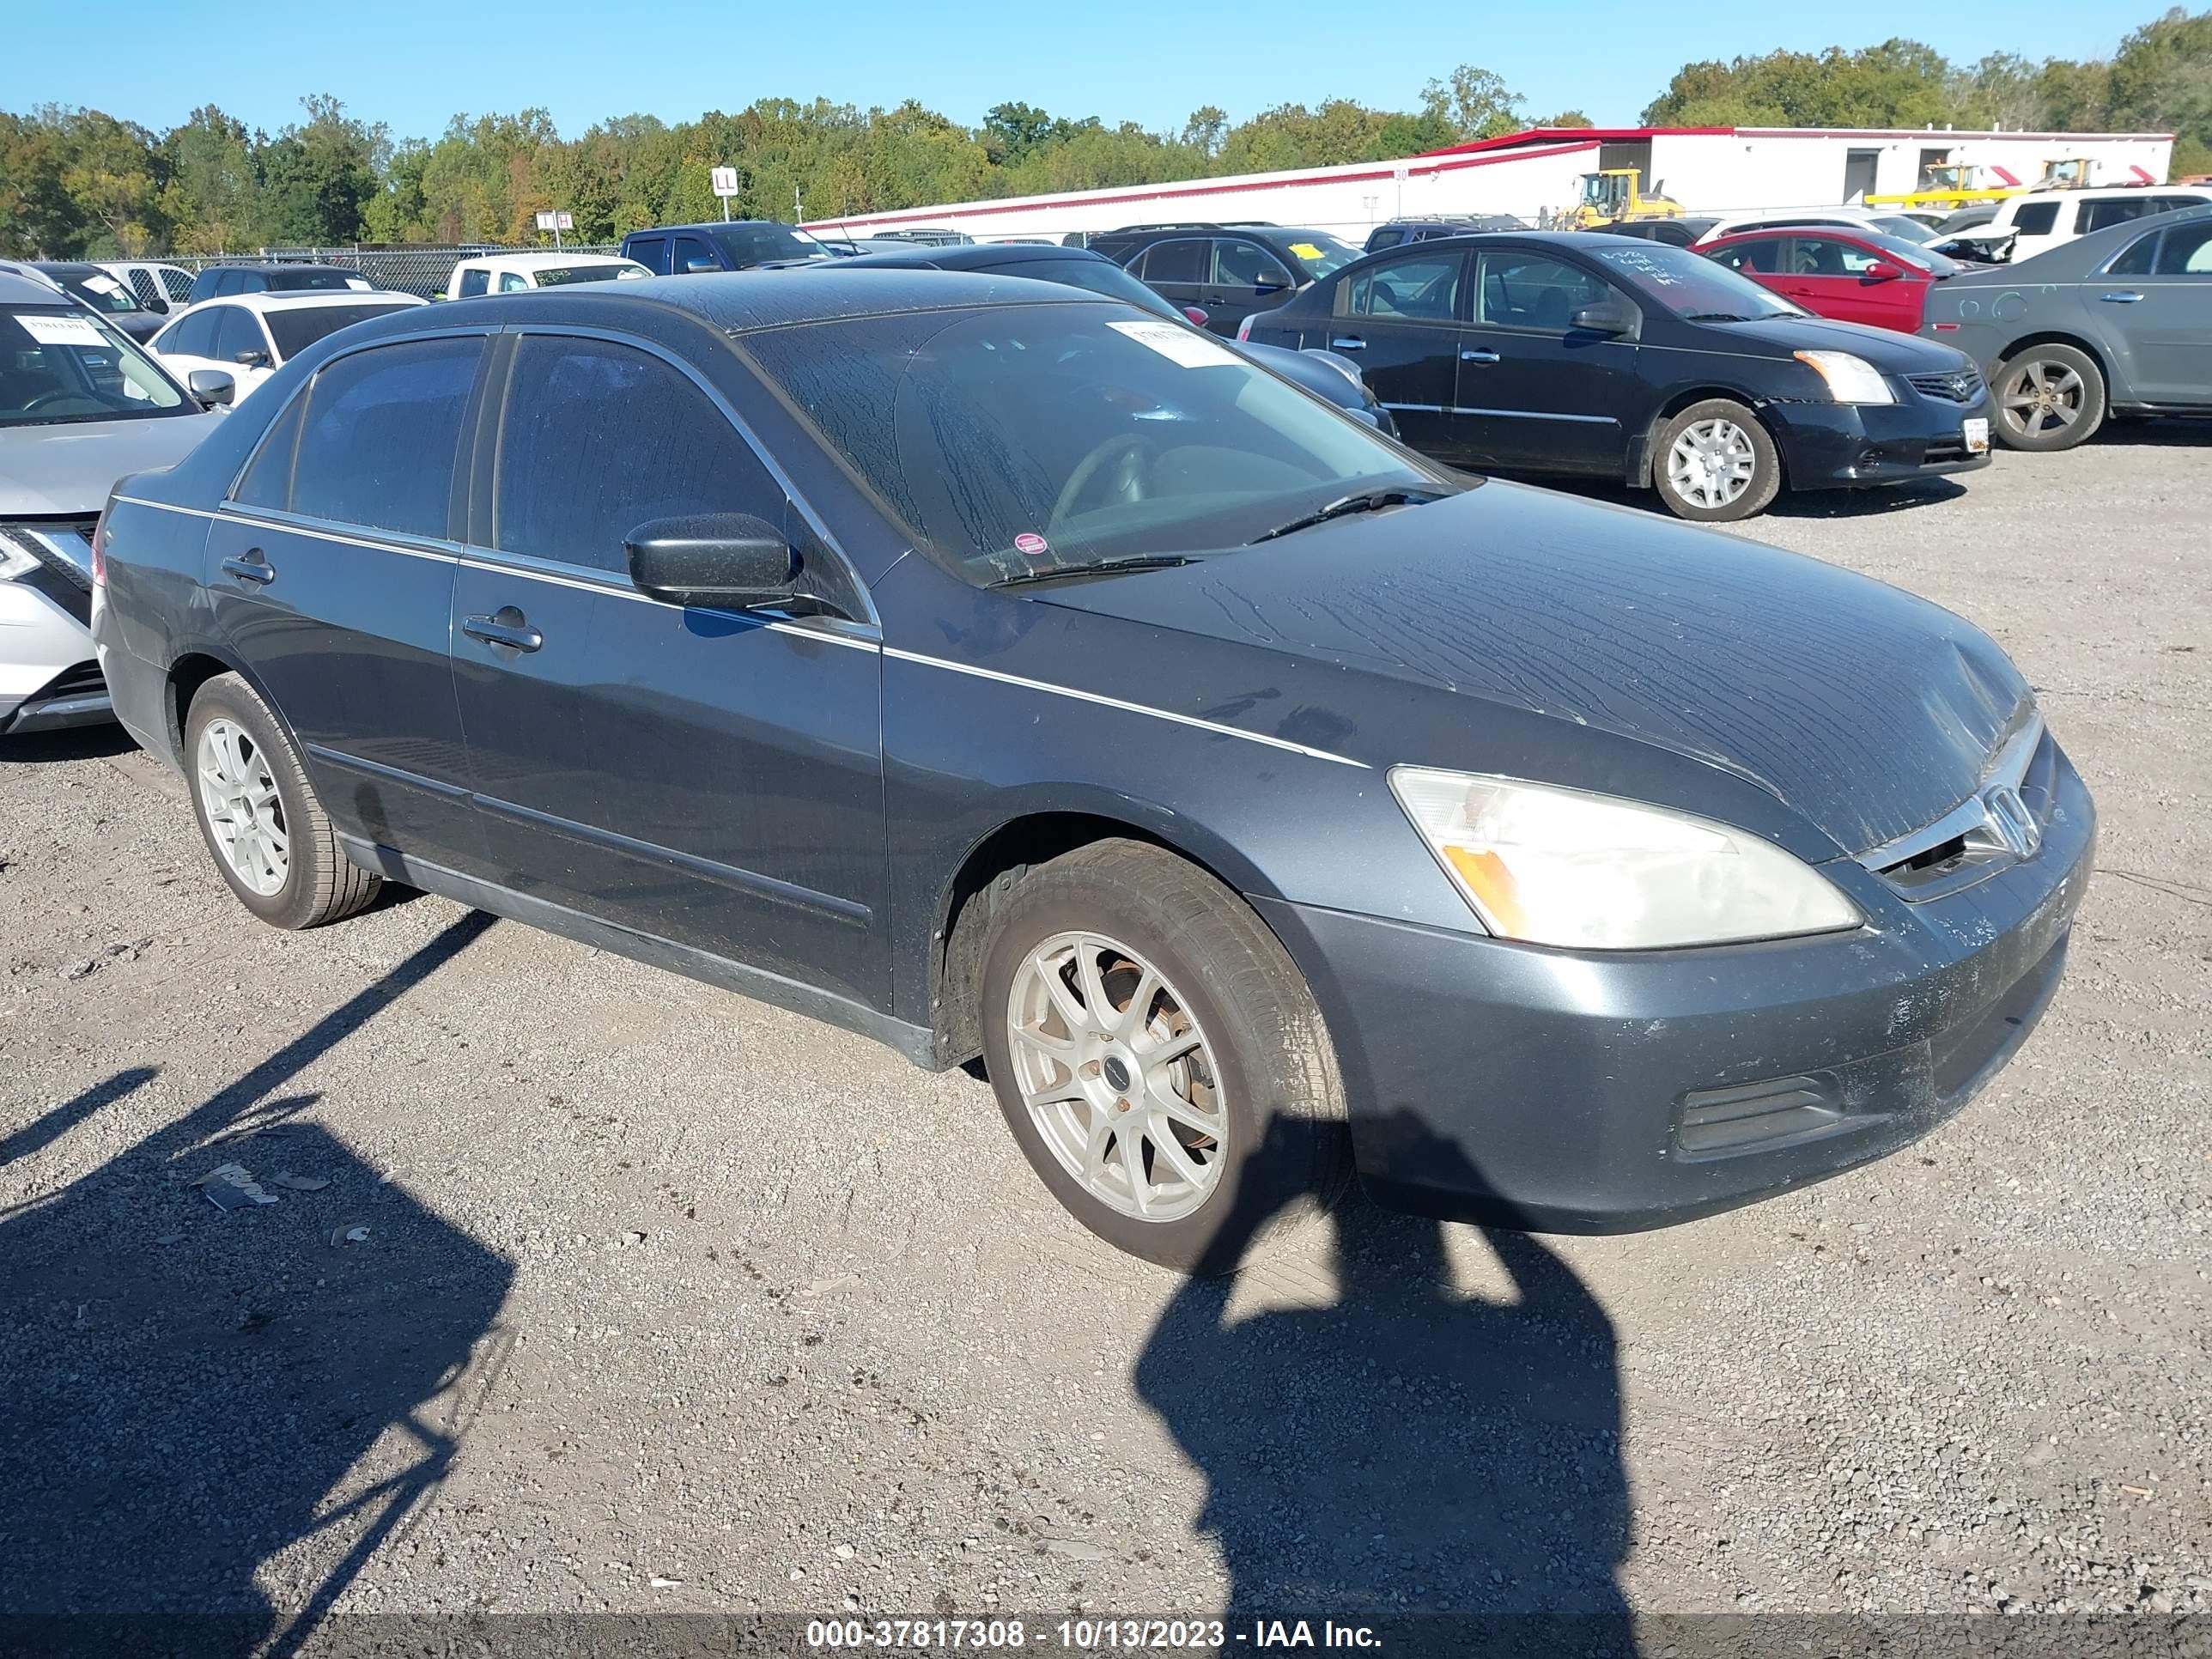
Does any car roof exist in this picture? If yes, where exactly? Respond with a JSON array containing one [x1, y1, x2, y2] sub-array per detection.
[[456, 252, 641, 270], [836, 243, 1104, 271], [627, 222, 798, 236], [197, 262, 358, 276], [181, 290, 426, 313], [414, 268, 1116, 337]]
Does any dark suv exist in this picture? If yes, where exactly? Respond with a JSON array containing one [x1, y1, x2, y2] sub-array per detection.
[[1084, 222, 1362, 337], [185, 264, 371, 306], [619, 222, 830, 275], [1364, 217, 1526, 252]]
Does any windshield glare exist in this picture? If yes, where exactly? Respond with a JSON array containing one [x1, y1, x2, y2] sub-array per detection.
[[1589, 243, 1803, 319], [741, 302, 1441, 582], [1869, 215, 1940, 244], [981, 258, 1179, 319], [264, 301, 420, 359], [1283, 232, 1362, 277], [2, 304, 187, 425], [532, 263, 647, 286]]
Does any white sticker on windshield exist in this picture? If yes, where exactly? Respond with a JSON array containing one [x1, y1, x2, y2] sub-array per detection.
[[1108, 319, 1242, 369], [20, 314, 106, 347], [81, 272, 127, 296], [345, 277, 373, 290]]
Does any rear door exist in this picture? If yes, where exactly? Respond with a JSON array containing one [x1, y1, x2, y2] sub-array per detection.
[[625, 235, 671, 276], [203, 331, 489, 874], [1458, 248, 1643, 475], [1130, 239, 1208, 321], [1322, 249, 1474, 460], [452, 329, 887, 1000]]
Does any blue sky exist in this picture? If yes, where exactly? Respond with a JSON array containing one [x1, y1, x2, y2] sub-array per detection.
[[3, 0, 2145, 143]]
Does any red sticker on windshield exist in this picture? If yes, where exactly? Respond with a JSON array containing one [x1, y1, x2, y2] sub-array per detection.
[[1013, 532, 1049, 556]]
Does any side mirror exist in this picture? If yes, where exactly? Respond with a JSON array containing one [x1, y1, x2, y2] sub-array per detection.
[[1182, 305, 1210, 326], [682, 258, 720, 274], [234, 349, 270, 368], [1863, 261, 1905, 282], [186, 369, 235, 407], [624, 514, 798, 611], [1253, 279, 1286, 295], [1571, 301, 1637, 337]]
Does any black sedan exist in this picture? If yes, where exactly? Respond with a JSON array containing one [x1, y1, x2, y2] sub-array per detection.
[[1243, 232, 1994, 520], [30, 262, 164, 342], [1920, 203, 2212, 451], [829, 241, 1395, 433], [94, 270, 2092, 1272]]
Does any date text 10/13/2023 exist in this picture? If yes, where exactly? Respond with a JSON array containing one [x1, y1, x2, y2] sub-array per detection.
[[805, 1619, 1382, 1650]]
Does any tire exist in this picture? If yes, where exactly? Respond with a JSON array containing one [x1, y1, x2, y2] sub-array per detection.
[[1992, 343, 2106, 453], [184, 672, 380, 929], [976, 839, 1350, 1274], [1651, 398, 1783, 523]]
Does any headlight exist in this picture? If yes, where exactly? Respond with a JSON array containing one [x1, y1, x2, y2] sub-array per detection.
[[1389, 769, 1861, 950], [0, 528, 42, 582], [1793, 350, 1896, 405]]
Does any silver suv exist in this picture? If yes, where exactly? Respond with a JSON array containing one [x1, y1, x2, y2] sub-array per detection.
[[2, 269, 228, 735]]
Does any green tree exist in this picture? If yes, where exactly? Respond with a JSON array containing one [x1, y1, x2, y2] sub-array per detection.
[[258, 95, 382, 245]]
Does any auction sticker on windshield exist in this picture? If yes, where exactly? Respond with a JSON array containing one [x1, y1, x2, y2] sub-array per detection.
[[21, 315, 107, 348], [1964, 418, 1990, 454], [1108, 319, 1242, 369], [1289, 242, 1325, 261]]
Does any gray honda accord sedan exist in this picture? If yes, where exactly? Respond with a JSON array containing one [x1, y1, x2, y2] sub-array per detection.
[[90, 270, 2094, 1271]]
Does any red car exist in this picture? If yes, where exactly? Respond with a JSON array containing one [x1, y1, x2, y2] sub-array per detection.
[[1700, 228, 1966, 334]]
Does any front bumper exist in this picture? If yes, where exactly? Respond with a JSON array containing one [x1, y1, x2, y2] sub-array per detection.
[[1255, 742, 2095, 1232], [1, 579, 105, 736], [1771, 389, 1995, 488]]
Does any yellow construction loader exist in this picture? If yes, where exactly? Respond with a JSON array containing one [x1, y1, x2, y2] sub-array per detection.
[[1562, 169, 1685, 228]]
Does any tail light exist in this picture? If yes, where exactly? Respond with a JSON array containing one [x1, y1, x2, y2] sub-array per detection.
[[1235, 313, 1255, 342]]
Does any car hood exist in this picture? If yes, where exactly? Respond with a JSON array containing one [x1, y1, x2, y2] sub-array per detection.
[[0, 412, 223, 515], [1033, 482, 2027, 856], [1705, 313, 1974, 373]]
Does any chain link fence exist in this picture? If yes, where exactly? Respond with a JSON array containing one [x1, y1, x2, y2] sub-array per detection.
[[167, 245, 623, 299]]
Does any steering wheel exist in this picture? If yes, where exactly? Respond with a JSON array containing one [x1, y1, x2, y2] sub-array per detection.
[[20, 392, 91, 414], [1051, 434, 1155, 529]]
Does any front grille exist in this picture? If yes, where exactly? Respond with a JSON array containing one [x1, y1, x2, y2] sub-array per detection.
[[1908, 368, 1984, 404]]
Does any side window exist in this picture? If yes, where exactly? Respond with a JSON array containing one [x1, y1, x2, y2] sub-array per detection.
[[237, 272, 270, 294], [497, 271, 532, 292], [213, 307, 270, 363], [1367, 229, 1406, 252], [1137, 240, 1205, 283], [673, 234, 720, 274], [2154, 222, 2212, 275], [289, 337, 481, 538], [1212, 240, 1293, 290], [456, 268, 489, 298], [1790, 235, 1867, 276], [492, 335, 782, 574], [1710, 239, 1784, 275], [2081, 197, 2152, 234], [1346, 252, 1463, 320], [2011, 201, 2062, 236], [627, 236, 668, 275], [232, 387, 310, 509], [1474, 252, 1611, 332], [155, 307, 219, 358], [2107, 232, 2160, 276]]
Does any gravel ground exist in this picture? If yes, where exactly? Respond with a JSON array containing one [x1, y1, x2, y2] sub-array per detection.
[[1, 429, 2207, 1643]]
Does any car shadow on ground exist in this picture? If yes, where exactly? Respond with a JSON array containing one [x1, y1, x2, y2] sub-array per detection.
[[1512, 473, 1968, 523], [0, 911, 509, 1656], [1132, 1115, 1633, 1650], [0, 725, 141, 765], [2090, 416, 2212, 447]]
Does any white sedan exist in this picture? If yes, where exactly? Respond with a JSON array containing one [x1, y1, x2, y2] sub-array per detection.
[[148, 290, 427, 404], [445, 252, 651, 298]]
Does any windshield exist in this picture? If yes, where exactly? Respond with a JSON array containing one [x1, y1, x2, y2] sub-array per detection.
[[531, 263, 648, 287], [1868, 215, 1940, 245], [1853, 230, 1959, 276], [1279, 232, 1362, 278], [976, 258, 1181, 319], [264, 301, 421, 359], [2, 304, 187, 426], [55, 270, 146, 315], [740, 301, 1443, 583], [1587, 243, 1803, 320], [266, 269, 360, 292], [712, 224, 826, 267]]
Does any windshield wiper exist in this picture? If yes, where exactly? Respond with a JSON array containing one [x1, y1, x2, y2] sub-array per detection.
[[1682, 311, 1754, 322], [989, 555, 1198, 589], [1247, 487, 1443, 546]]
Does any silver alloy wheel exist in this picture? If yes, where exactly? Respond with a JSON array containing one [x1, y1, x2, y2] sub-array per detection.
[[196, 717, 289, 896], [2001, 359, 2086, 438], [1005, 931, 1226, 1223], [1666, 417, 1757, 509]]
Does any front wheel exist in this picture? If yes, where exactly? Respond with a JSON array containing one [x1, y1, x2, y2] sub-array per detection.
[[977, 841, 1350, 1274], [1993, 343, 2106, 452], [1652, 399, 1782, 522]]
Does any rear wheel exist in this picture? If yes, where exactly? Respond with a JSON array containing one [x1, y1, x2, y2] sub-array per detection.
[[1993, 343, 2105, 452], [185, 673, 380, 929], [1652, 399, 1782, 522], [977, 840, 1349, 1273]]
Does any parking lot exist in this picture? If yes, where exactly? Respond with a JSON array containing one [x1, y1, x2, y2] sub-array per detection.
[[2, 430, 2207, 1632]]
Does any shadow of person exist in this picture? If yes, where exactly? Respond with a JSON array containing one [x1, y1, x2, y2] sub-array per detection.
[[0, 914, 513, 1657], [1133, 1115, 1633, 1656]]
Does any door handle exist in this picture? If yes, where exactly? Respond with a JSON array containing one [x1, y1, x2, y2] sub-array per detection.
[[220, 550, 273, 586], [2098, 291, 2144, 303], [1460, 349, 1500, 364], [463, 609, 544, 653], [1329, 336, 1366, 351]]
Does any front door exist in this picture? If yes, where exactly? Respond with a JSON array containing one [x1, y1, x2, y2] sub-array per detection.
[[1458, 249, 1640, 474], [1323, 248, 1473, 461], [1195, 237, 1297, 337], [204, 331, 488, 874], [2109, 217, 2212, 404], [1779, 234, 1925, 331], [452, 329, 888, 1004]]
